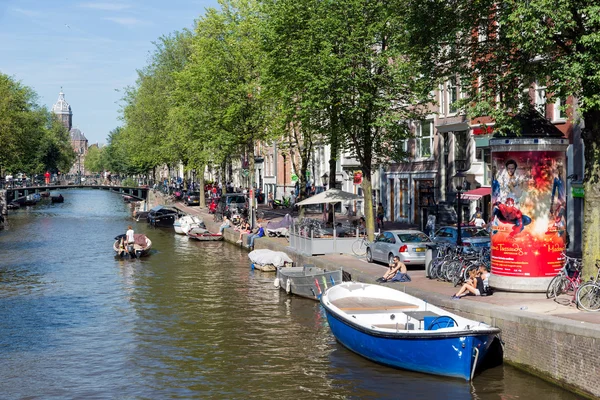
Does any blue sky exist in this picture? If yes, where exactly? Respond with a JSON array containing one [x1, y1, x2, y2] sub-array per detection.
[[0, 0, 218, 145]]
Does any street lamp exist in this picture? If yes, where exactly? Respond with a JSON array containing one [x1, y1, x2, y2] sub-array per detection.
[[453, 170, 467, 246], [321, 172, 329, 188]]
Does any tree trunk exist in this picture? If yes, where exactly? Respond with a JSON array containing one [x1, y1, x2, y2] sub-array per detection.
[[361, 167, 375, 241], [198, 164, 206, 208], [248, 140, 256, 228], [581, 108, 600, 278]]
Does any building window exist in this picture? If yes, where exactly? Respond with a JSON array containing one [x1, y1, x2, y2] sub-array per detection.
[[439, 84, 446, 115], [448, 78, 458, 114], [454, 130, 469, 162], [416, 120, 433, 159], [553, 98, 566, 121], [399, 179, 409, 218], [535, 83, 547, 116]]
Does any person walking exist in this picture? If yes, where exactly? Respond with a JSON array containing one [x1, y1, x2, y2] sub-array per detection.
[[376, 202, 385, 230]]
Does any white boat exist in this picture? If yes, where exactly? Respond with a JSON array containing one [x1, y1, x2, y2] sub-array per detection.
[[276, 265, 343, 300], [248, 249, 293, 271], [320, 282, 501, 381], [173, 215, 205, 234]]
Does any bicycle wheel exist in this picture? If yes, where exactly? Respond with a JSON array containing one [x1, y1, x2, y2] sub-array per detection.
[[546, 275, 563, 299], [576, 283, 600, 312], [352, 239, 368, 256], [445, 261, 460, 282]]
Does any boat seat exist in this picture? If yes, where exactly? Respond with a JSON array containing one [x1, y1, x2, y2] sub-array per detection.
[[371, 323, 415, 330], [331, 297, 419, 313]]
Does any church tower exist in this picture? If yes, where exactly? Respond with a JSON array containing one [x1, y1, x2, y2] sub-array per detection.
[[52, 90, 73, 131]]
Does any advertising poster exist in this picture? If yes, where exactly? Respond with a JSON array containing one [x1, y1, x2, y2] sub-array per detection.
[[490, 151, 566, 277]]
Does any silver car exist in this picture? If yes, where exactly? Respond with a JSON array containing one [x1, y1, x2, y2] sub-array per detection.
[[366, 230, 432, 266]]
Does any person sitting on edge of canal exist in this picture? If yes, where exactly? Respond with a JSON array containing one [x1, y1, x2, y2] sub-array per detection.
[[236, 219, 252, 244], [377, 256, 411, 283], [452, 265, 490, 299], [219, 216, 231, 234], [246, 223, 265, 249]]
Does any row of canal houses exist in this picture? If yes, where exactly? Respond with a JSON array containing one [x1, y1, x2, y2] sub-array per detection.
[[242, 81, 582, 254]]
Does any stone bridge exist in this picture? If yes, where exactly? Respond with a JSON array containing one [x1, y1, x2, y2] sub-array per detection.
[[0, 184, 149, 215]]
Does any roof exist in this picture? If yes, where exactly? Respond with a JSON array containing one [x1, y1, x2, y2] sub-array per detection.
[[52, 91, 72, 115], [70, 128, 87, 141]]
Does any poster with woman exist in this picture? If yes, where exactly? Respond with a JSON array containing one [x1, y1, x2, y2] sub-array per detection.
[[490, 151, 566, 278]]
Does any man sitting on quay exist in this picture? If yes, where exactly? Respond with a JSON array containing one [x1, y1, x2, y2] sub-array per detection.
[[376, 256, 411, 283], [246, 223, 265, 249]]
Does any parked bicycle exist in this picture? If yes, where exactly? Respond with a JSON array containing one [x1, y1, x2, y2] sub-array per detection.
[[575, 260, 600, 312], [352, 236, 372, 257], [545, 254, 582, 302]]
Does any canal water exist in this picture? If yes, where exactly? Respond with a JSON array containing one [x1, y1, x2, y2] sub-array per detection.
[[0, 189, 578, 399]]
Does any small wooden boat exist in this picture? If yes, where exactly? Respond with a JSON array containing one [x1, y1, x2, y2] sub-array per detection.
[[174, 215, 204, 235], [320, 282, 501, 381], [275, 265, 343, 300], [113, 233, 152, 258], [51, 194, 64, 203], [249, 249, 293, 271], [186, 226, 223, 241], [40, 191, 51, 198]]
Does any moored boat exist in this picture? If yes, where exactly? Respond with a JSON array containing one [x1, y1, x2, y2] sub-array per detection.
[[248, 249, 293, 271], [320, 282, 501, 381], [174, 215, 205, 235], [275, 265, 343, 300], [51, 194, 64, 203], [147, 205, 182, 227], [113, 233, 152, 258], [186, 226, 223, 241]]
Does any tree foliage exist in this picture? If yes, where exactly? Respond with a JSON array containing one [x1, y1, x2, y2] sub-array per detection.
[[0, 72, 75, 176]]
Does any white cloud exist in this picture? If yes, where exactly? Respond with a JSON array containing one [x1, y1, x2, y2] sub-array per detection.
[[78, 2, 131, 11], [12, 8, 43, 17], [103, 17, 145, 27]]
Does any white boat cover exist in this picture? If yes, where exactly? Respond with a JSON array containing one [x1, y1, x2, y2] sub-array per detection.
[[248, 249, 293, 268]]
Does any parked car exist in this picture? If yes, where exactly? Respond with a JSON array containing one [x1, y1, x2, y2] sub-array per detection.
[[432, 226, 491, 250], [184, 191, 200, 206], [215, 194, 248, 221], [366, 230, 432, 266]]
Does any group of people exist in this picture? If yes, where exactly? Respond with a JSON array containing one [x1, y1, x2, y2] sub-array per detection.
[[234, 219, 265, 249], [118, 225, 135, 255], [452, 265, 490, 299]]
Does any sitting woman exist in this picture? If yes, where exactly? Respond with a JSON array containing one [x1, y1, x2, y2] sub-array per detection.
[[219, 216, 231, 234], [236, 219, 251, 243], [452, 266, 489, 299]]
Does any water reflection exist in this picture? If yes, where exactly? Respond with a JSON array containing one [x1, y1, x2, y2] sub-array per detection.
[[0, 189, 580, 399]]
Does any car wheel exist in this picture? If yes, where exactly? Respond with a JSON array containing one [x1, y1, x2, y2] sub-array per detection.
[[366, 248, 373, 263]]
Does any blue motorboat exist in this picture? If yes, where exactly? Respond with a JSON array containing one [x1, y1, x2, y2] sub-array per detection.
[[320, 282, 501, 381]]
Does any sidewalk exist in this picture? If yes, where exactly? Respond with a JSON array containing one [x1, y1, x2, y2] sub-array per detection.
[[171, 198, 600, 326]]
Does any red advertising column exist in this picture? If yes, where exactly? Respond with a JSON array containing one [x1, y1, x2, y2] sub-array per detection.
[[489, 138, 569, 292]]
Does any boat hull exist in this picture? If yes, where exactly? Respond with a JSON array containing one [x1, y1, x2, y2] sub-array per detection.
[[187, 233, 223, 241], [113, 239, 152, 258], [320, 283, 500, 381], [277, 265, 343, 300]]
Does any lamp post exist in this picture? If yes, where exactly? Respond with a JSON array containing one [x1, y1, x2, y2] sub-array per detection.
[[453, 170, 466, 246], [321, 172, 329, 189]]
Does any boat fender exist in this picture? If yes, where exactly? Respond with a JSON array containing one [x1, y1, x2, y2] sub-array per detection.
[[322, 276, 328, 290], [314, 278, 321, 295], [286, 279, 291, 294], [273, 278, 280, 288], [251, 263, 255, 270]]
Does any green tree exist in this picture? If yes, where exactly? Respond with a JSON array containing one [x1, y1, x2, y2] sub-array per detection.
[[175, 0, 272, 216], [401, 0, 600, 274], [263, 0, 428, 238]]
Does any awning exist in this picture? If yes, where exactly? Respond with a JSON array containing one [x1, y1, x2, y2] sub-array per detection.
[[460, 187, 491, 200]]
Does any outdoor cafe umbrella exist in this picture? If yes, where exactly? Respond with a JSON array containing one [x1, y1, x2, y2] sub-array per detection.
[[295, 188, 363, 229]]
